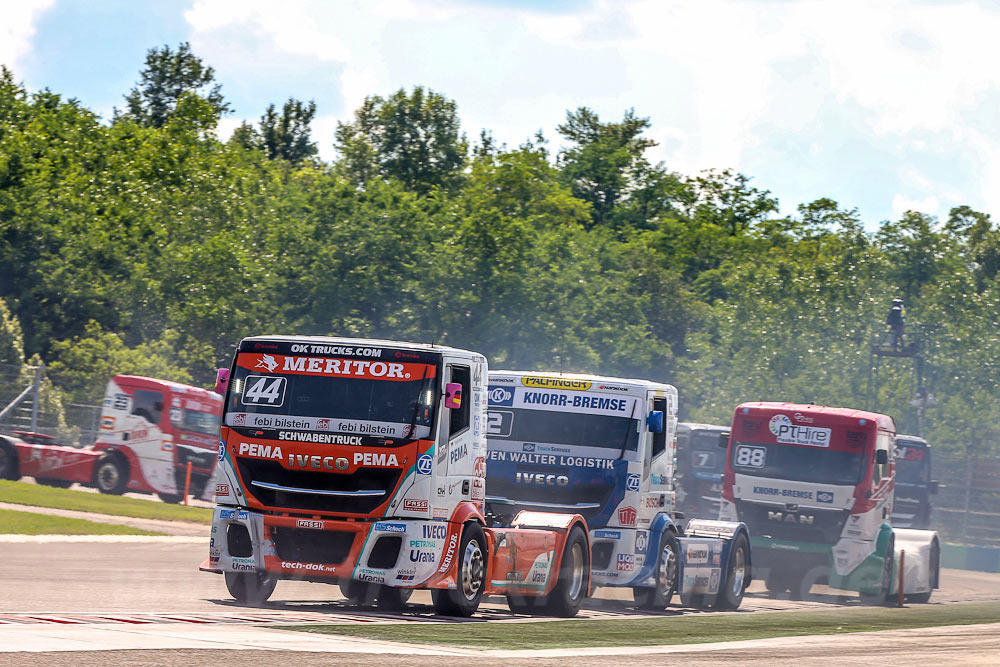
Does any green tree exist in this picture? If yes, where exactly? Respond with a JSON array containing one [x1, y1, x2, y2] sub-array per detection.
[[335, 86, 467, 192], [0, 297, 24, 367], [232, 98, 318, 164], [120, 42, 230, 128]]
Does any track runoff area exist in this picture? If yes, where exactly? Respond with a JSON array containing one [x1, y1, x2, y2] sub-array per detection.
[[3, 537, 1000, 660]]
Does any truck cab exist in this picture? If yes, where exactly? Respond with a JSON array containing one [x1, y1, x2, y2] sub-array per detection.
[[722, 402, 939, 602], [486, 371, 751, 610], [891, 435, 937, 530], [674, 422, 729, 522]]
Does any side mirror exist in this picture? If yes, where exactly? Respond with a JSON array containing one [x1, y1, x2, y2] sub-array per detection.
[[930, 480, 940, 494], [647, 410, 664, 434], [444, 382, 463, 410], [719, 431, 730, 448], [214, 368, 230, 395], [875, 449, 888, 464]]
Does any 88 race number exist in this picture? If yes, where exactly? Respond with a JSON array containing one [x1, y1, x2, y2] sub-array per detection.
[[734, 445, 766, 468]]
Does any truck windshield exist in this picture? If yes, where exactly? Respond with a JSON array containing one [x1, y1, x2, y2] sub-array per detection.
[[731, 441, 866, 486], [226, 354, 438, 440], [896, 444, 929, 483], [488, 407, 640, 452], [690, 431, 725, 472], [178, 409, 221, 437]]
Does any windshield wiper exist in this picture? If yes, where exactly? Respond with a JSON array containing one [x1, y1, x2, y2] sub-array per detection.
[[617, 398, 639, 460]]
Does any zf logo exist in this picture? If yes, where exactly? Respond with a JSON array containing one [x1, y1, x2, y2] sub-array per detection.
[[488, 385, 514, 406], [625, 473, 640, 492], [416, 454, 433, 475]]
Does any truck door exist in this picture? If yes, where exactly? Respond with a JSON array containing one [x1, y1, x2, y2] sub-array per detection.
[[441, 363, 472, 480]]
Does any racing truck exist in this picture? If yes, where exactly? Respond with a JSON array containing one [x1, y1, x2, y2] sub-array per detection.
[[720, 402, 940, 603], [0, 375, 223, 502], [890, 435, 937, 530], [485, 372, 752, 610], [203, 336, 594, 617], [674, 422, 730, 522]]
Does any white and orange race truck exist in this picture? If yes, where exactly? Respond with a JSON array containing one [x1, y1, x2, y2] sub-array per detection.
[[203, 336, 593, 616], [0, 375, 223, 503]]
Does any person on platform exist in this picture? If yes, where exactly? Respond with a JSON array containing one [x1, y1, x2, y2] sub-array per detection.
[[887, 298, 905, 349]]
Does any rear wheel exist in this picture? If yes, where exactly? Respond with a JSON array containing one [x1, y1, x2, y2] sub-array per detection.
[[431, 522, 487, 617], [716, 532, 750, 610], [157, 493, 183, 504], [634, 532, 679, 610], [764, 569, 790, 596], [224, 571, 276, 604], [376, 585, 413, 611], [94, 454, 128, 495], [340, 579, 378, 606], [35, 478, 73, 489], [0, 442, 20, 481], [541, 525, 590, 617]]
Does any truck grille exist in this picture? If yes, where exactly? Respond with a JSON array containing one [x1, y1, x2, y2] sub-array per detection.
[[270, 526, 355, 565], [486, 477, 615, 523], [236, 458, 401, 515], [177, 446, 216, 470], [736, 500, 849, 544]]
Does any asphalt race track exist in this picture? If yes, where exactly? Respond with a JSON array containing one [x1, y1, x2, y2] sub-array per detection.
[[3, 536, 1000, 663]]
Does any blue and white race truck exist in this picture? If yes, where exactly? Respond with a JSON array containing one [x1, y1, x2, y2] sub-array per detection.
[[485, 372, 751, 610]]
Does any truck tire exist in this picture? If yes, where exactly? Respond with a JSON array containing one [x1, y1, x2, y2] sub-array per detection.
[[35, 478, 74, 489], [541, 525, 590, 617], [859, 534, 894, 606], [0, 440, 20, 481], [158, 493, 184, 504], [94, 454, 128, 495], [791, 565, 827, 601], [764, 569, 790, 596], [634, 532, 679, 610], [376, 585, 413, 611], [680, 592, 708, 609], [716, 531, 750, 610], [225, 571, 276, 605], [340, 580, 378, 606], [431, 522, 487, 617]]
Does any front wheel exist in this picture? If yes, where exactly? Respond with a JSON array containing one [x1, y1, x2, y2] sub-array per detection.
[[431, 522, 487, 617], [634, 532, 679, 610], [224, 571, 276, 605], [94, 455, 128, 495], [157, 493, 184, 504], [0, 442, 21, 481], [35, 478, 73, 489], [376, 585, 413, 611], [541, 525, 590, 617], [859, 535, 895, 606], [716, 531, 750, 610]]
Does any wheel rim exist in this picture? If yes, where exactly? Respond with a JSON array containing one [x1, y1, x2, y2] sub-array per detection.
[[730, 546, 746, 596], [461, 539, 484, 600], [658, 543, 678, 597], [566, 542, 585, 601], [99, 463, 119, 490]]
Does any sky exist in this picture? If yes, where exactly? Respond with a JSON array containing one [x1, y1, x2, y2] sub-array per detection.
[[2, 0, 999, 227]]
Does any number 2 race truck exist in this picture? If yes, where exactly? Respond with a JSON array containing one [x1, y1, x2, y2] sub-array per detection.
[[0, 375, 223, 503], [203, 336, 595, 617], [721, 402, 940, 603], [485, 372, 752, 611]]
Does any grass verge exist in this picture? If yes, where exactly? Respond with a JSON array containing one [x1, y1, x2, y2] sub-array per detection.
[[0, 508, 165, 536], [285, 601, 1000, 650], [0, 480, 212, 523]]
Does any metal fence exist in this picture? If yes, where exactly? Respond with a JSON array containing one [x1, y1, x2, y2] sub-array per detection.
[[0, 362, 100, 447], [932, 451, 1000, 546]]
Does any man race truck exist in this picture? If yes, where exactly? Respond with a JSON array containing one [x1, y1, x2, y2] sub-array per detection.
[[485, 372, 752, 610], [0, 375, 223, 502], [721, 402, 939, 603], [203, 336, 595, 617]]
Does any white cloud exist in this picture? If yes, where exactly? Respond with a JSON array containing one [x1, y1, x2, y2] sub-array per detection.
[[892, 193, 940, 218], [0, 0, 55, 71]]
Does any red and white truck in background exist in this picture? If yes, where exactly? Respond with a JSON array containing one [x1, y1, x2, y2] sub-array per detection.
[[0, 375, 223, 503], [203, 336, 595, 616]]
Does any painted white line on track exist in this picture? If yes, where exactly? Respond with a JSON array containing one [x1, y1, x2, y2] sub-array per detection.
[[0, 535, 206, 543]]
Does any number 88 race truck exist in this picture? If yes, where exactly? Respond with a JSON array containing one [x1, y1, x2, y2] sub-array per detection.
[[203, 336, 598, 616], [484, 371, 752, 611]]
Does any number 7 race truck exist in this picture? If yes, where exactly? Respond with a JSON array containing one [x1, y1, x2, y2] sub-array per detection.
[[0, 375, 222, 503], [202, 336, 597, 616], [485, 371, 752, 611], [721, 402, 939, 603]]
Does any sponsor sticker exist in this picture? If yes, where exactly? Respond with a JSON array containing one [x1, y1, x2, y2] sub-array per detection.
[[218, 441, 226, 462], [521, 377, 592, 391], [625, 473, 640, 492], [488, 386, 515, 406], [374, 522, 407, 533], [817, 491, 834, 504], [215, 483, 229, 496], [594, 529, 622, 539], [403, 499, 429, 512], [635, 530, 648, 555], [618, 506, 637, 527], [768, 414, 830, 447], [686, 544, 710, 564], [616, 554, 635, 572], [296, 519, 324, 530], [416, 454, 433, 475]]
